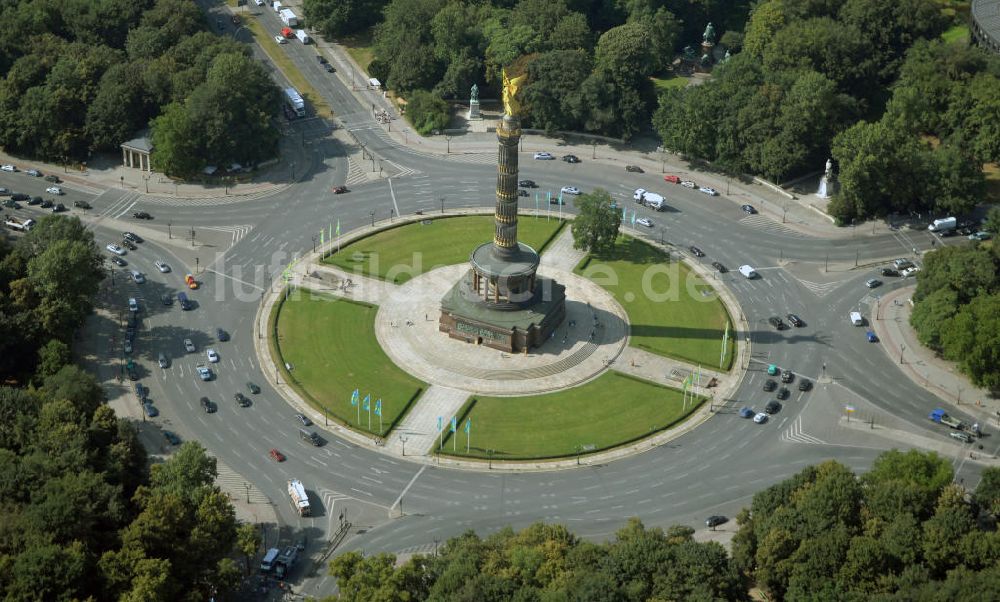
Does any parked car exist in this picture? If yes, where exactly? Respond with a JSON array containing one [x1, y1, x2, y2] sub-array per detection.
[[40, 199, 53, 208], [969, 231, 992, 241], [519, 180, 537, 188], [706, 515, 728, 528], [680, 180, 696, 188], [123, 232, 143, 243], [892, 258, 914, 269], [689, 246, 705, 257], [45, 186, 63, 195], [711, 261, 727, 273], [753, 412, 769, 424], [741, 204, 757, 214], [184, 339, 196, 353], [763, 379, 777, 392], [275, 35, 287, 44], [781, 371, 794, 384], [158, 353, 169, 368], [663, 175, 681, 184], [143, 402, 159, 417], [765, 400, 782, 414], [0, 164, 16, 172], [950, 431, 975, 443], [106, 243, 126, 255], [197, 366, 212, 381], [786, 314, 804, 327], [865, 278, 882, 289], [533, 152, 554, 160], [130, 270, 145, 284], [776, 387, 789, 400], [25, 169, 40, 177], [51, 203, 66, 213], [28, 196, 41, 205], [636, 217, 653, 228], [698, 186, 719, 196], [560, 186, 581, 195], [625, 165, 644, 173], [206, 348, 219, 363], [798, 379, 812, 391], [518, 189, 529, 197], [122, 239, 137, 250], [561, 154, 580, 163], [111, 256, 127, 267], [216, 328, 230, 342], [161, 293, 172, 305], [901, 266, 920, 278], [163, 430, 181, 445], [73, 200, 91, 209], [200, 397, 217, 413], [44, 175, 60, 183]]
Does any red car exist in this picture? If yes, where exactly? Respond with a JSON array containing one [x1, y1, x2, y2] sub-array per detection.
[[332, 186, 348, 194], [663, 175, 681, 184], [269, 448, 286, 462]]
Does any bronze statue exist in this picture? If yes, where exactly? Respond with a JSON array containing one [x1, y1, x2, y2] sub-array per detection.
[[470, 83, 479, 103], [703, 22, 716, 44]]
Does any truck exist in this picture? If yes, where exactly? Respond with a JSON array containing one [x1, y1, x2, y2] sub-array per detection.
[[849, 311, 863, 326], [184, 273, 199, 289], [295, 29, 310, 44], [274, 546, 298, 579], [632, 188, 666, 211], [283, 87, 305, 118], [928, 217, 957, 232], [279, 8, 298, 27], [288, 479, 311, 516], [929, 408, 965, 430], [4, 217, 35, 231]]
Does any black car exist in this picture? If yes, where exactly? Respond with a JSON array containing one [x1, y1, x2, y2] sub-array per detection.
[[44, 175, 61, 183], [122, 231, 143, 243], [2, 199, 20, 209], [705, 515, 727, 528], [324, 63, 336, 73], [711, 261, 727, 273], [200, 397, 216, 413], [562, 155, 580, 163], [549, 198, 565, 205], [133, 211, 152, 219], [28, 196, 42, 205], [111, 256, 128, 267], [689, 246, 705, 257], [40, 199, 53, 208], [317, 55, 327, 64], [10, 192, 29, 202], [880, 268, 899, 277], [763, 379, 777, 392], [781, 371, 794, 384], [798, 379, 812, 391], [247, 381, 261, 394], [295, 413, 313, 427], [768, 316, 787, 330], [741, 204, 757, 215], [519, 180, 537, 188], [163, 430, 181, 445], [765, 400, 782, 414], [776, 387, 789, 400], [786, 313, 804, 327], [122, 239, 137, 250], [216, 328, 230, 342], [518, 189, 529, 197], [234, 392, 251, 407], [51, 203, 66, 213], [625, 165, 644, 173], [74, 200, 91, 209], [160, 293, 172, 305]]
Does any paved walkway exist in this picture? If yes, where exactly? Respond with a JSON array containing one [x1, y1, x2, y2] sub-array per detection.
[[870, 285, 999, 425], [539, 226, 586, 271], [385, 385, 470, 456]]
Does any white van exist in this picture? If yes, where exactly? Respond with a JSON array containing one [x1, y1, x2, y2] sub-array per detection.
[[850, 311, 863, 326], [738, 265, 758, 279]]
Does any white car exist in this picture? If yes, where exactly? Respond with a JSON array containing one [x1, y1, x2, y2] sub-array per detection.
[[25, 169, 40, 177], [560, 186, 581, 195], [154, 260, 171, 273], [753, 412, 769, 424], [274, 35, 287, 44], [131, 270, 145, 284], [128, 297, 139, 312], [636, 217, 653, 228], [901, 266, 919, 278], [124, 339, 133, 354], [206, 348, 219, 363], [0, 164, 16, 172], [106, 243, 126, 256], [197, 365, 212, 381], [533, 152, 554, 160], [255, 0, 264, 4], [698, 186, 718, 196], [680, 180, 696, 188], [184, 339, 196, 353], [45, 186, 63, 195]]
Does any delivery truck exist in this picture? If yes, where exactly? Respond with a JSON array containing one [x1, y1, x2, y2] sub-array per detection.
[[928, 408, 965, 430], [295, 29, 310, 44], [928, 217, 957, 232], [279, 8, 298, 27]]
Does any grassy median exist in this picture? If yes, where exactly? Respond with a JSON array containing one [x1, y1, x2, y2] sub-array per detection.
[[576, 236, 734, 370], [273, 290, 424, 435], [325, 215, 566, 284], [440, 372, 703, 460]]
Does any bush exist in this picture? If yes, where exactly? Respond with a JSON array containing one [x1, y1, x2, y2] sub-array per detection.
[[404, 90, 450, 135]]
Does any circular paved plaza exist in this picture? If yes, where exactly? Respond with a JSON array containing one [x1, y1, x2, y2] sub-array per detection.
[[374, 264, 629, 395]]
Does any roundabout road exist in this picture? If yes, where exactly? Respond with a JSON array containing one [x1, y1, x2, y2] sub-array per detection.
[[45, 5, 992, 593]]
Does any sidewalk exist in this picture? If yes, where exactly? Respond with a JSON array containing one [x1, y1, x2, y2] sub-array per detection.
[[871, 285, 999, 423]]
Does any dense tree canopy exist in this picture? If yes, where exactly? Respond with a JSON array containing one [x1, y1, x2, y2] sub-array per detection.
[[571, 189, 621, 253]]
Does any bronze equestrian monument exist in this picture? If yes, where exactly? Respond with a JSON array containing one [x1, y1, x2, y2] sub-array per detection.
[[439, 71, 566, 352]]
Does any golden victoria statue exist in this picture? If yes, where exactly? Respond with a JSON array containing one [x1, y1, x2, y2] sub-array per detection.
[[502, 68, 526, 117]]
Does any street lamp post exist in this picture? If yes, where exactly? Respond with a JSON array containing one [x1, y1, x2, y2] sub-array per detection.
[[290, 162, 296, 180], [168, 222, 172, 239], [370, 210, 375, 227], [191, 228, 196, 247], [445, 136, 451, 154], [389, 208, 394, 222], [401, 436, 408, 456], [899, 344, 905, 364], [440, 197, 445, 213], [311, 235, 317, 253], [592, 142, 597, 159]]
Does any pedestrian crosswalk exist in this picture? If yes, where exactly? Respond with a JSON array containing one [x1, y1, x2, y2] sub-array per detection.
[[200, 224, 254, 246], [345, 157, 369, 186], [740, 215, 812, 238], [215, 460, 271, 505], [781, 416, 826, 445]]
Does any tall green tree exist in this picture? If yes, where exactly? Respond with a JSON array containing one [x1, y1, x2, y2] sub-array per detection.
[[570, 189, 621, 253]]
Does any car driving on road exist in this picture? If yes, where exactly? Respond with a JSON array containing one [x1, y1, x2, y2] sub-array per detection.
[[234, 393, 251, 407], [636, 218, 653, 228], [763, 379, 777, 392], [711, 261, 727, 273], [698, 186, 718, 196], [533, 152, 554, 160], [45, 186, 63, 195], [741, 204, 757, 214], [689, 246, 705, 257], [753, 412, 768, 424], [154, 261, 170, 273], [247, 382, 261, 394], [680, 180, 696, 188], [106, 243, 126, 255], [560, 186, 581, 195], [786, 314, 804, 327]]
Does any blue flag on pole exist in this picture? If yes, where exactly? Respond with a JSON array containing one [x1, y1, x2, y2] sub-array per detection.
[[336, 220, 341, 236], [374, 399, 382, 417], [622, 207, 627, 220], [464, 418, 471, 434], [363, 394, 370, 411], [450, 417, 457, 432], [437, 416, 443, 432], [351, 389, 359, 406], [631, 211, 636, 226]]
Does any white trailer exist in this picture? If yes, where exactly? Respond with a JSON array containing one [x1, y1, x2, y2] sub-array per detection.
[[4, 217, 35, 231], [928, 217, 956, 232], [295, 29, 310, 44], [283, 87, 305, 118], [287, 479, 310, 516], [279, 8, 298, 27]]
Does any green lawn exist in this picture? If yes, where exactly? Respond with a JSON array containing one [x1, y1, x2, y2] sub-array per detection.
[[341, 30, 375, 72], [941, 24, 969, 44], [325, 215, 566, 284], [651, 75, 690, 92], [273, 290, 425, 435], [576, 236, 734, 370], [440, 372, 703, 460]]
